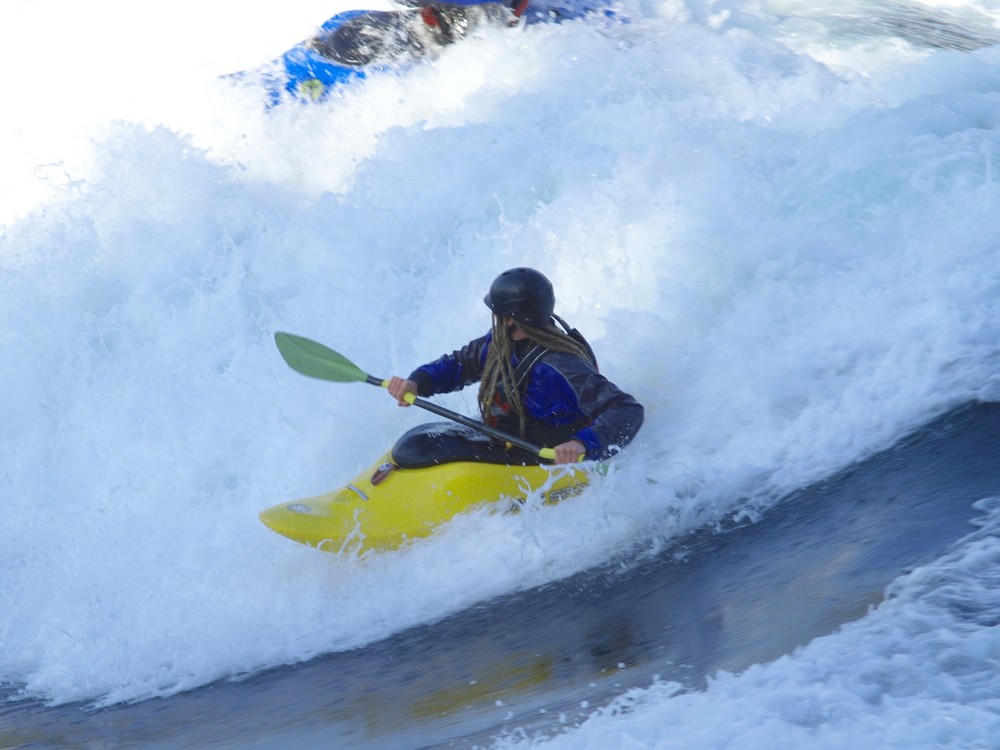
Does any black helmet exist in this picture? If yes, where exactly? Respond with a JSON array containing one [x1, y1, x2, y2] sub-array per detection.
[[483, 267, 555, 326]]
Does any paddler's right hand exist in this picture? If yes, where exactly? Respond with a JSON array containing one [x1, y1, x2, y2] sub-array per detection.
[[387, 376, 418, 406]]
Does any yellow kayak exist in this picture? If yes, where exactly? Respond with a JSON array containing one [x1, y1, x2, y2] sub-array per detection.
[[260, 423, 590, 554]]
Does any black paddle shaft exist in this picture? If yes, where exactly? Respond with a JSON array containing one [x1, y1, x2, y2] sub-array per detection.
[[367, 375, 547, 456]]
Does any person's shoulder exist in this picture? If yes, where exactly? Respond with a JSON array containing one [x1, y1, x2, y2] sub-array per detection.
[[536, 348, 597, 378]]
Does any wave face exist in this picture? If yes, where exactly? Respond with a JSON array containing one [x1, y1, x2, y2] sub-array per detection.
[[1, 0, 1000, 745]]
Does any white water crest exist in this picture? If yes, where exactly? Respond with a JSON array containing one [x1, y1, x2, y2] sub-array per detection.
[[1, 3, 999, 747]]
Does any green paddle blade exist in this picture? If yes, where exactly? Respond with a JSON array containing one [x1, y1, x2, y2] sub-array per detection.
[[274, 332, 368, 383]]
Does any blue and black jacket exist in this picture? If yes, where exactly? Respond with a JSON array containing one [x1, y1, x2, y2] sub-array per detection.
[[408, 332, 643, 460]]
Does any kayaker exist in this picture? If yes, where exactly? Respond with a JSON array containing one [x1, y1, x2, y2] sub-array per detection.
[[387, 267, 643, 464]]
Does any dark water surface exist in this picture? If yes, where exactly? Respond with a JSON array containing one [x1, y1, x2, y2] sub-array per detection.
[[3, 401, 999, 749]]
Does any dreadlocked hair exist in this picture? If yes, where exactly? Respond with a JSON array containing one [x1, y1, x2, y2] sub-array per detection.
[[478, 316, 595, 437]]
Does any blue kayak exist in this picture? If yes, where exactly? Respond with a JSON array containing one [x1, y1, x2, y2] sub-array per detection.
[[263, 0, 525, 104], [236, 0, 622, 105]]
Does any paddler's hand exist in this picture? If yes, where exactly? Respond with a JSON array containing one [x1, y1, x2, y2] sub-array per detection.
[[553, 439, 587, 464], [387, 376, 418, 406]]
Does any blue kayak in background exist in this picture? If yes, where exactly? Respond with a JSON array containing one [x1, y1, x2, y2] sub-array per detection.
[[239, 0, 622, 105], [264, 0, 524, 104]]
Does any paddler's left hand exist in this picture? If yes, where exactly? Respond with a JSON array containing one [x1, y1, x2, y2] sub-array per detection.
[[553, 439, 586, 464]]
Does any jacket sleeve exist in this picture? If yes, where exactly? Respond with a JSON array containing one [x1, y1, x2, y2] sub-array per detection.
[[407, 333, 490, 397], [533, 353, 644, 460], [573, 381, 644, 461]]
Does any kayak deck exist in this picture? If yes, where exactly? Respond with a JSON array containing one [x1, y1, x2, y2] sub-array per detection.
[[260, 452, 589, 554]]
